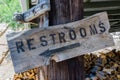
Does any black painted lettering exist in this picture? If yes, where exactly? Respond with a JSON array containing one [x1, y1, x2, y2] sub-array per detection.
[[59, 32, 66, 43], [69, 29, 76, 40], [27, 38, 36, 50], [49, 34, 56, 44], [79, 28, 87, 37], [33, 9, 35, 15], [16, 41, 25, 53], [89, 24, 98, 35], [40, 36, 48, 46], [99, 21, 106, 33]]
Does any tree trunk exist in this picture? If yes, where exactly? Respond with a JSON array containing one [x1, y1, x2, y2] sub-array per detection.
[[39, 0, 84, 80]]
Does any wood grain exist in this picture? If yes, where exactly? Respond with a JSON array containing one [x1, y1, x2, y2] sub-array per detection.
[[7, 12, 114, 73], [40, 0, 84, 80], [23, 0, 50, 22]]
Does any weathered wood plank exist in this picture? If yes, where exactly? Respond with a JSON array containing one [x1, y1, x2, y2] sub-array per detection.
[[19, 0, 30, 12], [23, 0, 50, 22], [7, 12, 114, 73], [84, 0, 120, 32]]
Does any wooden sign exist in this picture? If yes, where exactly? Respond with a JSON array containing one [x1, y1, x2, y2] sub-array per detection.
[[7, 12, 114, 73], [23, 0, 50, 22]]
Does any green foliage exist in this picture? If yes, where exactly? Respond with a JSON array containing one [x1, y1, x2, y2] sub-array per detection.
[[0, 0, 23, 30]]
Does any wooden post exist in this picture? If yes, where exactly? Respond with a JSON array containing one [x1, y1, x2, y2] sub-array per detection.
[[39, 0, 84, 80]]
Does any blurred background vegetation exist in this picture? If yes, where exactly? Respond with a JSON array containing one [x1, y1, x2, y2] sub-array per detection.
[[0, 0, 23, 30]]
